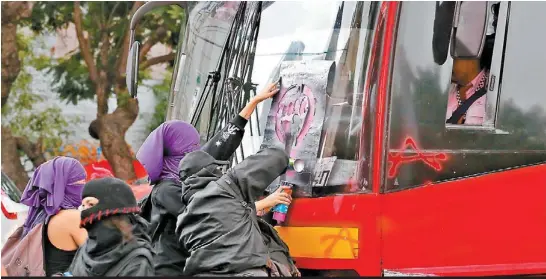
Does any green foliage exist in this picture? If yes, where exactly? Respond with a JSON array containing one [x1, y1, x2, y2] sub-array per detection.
[[146, 69, 172, 133], [48, 52, 96, 104], [16, 29, 52, 69], [22, 1, 184, 105], [2, 32, 80, 152], [23, 2, 75, 32], [1, 71, 78, 152], [2, 74, 78, 151]]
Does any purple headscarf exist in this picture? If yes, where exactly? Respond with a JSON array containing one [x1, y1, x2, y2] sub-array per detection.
[[136, 120, 200, 184], [20, 156, 86, 236]]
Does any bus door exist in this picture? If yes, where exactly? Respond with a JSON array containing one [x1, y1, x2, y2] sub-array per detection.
[[381, 1, 546, 276]]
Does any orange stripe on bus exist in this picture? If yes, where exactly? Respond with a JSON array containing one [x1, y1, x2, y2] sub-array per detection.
[[274, 226, 359, 259]]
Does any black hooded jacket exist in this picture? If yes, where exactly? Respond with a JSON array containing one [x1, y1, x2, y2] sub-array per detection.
[[69, 215, 154, 277], [176, 147, 289, 275], [150, 115, 248, 276]]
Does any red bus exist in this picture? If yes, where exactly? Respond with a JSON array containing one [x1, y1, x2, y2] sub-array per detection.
[[128, 1, 546, 276]]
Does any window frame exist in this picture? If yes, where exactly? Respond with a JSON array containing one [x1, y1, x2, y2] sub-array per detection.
[[383, 1, 546, 193], [166, 13, 189, 121], [444, 1, 510, 133]]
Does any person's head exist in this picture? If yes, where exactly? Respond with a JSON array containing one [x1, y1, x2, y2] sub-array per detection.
[[178, 150, 230, 204], [136, 120, 200, 184], [452, 2, 499, 85], [178, 150, 229, 181], [20, 156, 86, 236], [80, 177, 139, 232], [452, 58, 482, 86]]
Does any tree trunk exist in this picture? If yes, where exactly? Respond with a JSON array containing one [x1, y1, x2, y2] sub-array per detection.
[[1, 126, 29, 191], [1, 1, 32, 107], [16, 136, 47, 168], [1, 2, 33, 192], [96, 97, 139, 181], [90, 71, 139, 181], [1, 20, 19, 107]]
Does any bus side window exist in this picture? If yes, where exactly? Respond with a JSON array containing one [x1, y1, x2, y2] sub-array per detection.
[[434, 2, 506, 129], [387, 1, 546, 192], [495, 2, 546, 138]]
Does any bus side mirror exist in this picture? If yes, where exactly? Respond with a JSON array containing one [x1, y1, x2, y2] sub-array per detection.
[[450, 1, 489, 59], [432, 1, 456, 65], [126, 1, 187, 98], [126, 41, 140, 98]]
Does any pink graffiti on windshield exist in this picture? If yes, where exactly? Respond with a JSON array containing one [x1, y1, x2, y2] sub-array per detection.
[[274, 84, 316, 156]]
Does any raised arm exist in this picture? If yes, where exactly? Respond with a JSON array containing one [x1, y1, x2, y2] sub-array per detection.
[[201, 83, 279, 161], [238, 83, 278, 119]]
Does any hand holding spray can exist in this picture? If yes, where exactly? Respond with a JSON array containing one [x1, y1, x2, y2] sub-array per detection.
[[271, 158, 303, 224], [272, 181, 294, 224]]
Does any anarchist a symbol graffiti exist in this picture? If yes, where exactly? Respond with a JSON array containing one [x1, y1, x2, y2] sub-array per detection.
[[387, 137, 448, 178], [274, 83, 316, 148], [320, 227, 359, 258]]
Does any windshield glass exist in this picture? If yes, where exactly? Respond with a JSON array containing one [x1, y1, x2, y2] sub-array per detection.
[[170, 1, 239, 126], [172, 1, 382, 197]]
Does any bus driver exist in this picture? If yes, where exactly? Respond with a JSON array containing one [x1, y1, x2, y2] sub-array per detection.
[[445, 3, 499, 125]]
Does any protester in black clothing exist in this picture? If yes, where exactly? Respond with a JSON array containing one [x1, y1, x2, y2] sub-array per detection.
[[177, 147, 300, 277], [177, 147, 290, 276], [136, 120, 200, 276], [69, 178, 154, 277], [175, 84, 299, 276], [177, 150, 299, 276], [136, 82, 279, 276]]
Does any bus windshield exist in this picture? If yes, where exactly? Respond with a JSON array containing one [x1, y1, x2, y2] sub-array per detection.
[[170, 1, 383, 197]]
